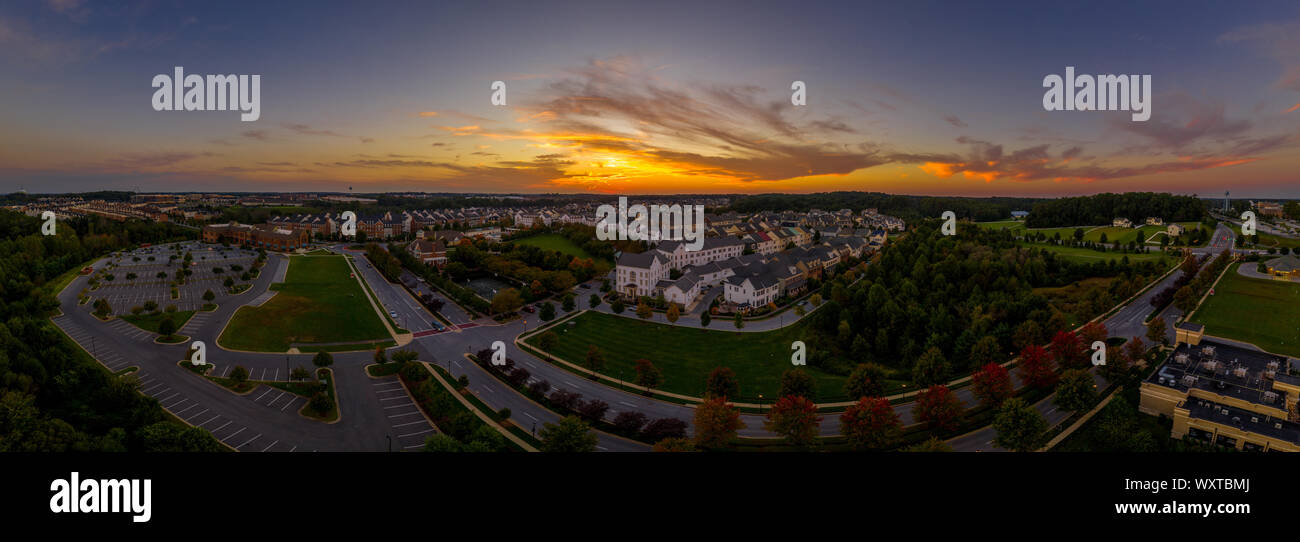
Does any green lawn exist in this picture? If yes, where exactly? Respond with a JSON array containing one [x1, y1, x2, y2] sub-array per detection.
[[218, 255, 391, 352], [1253, 231, 1300, 250], [525, 311, 854, 401], [1190, 263, 1300, 357], [1021, 242, 1174, 265], [510, 233, 598, 260], [121, 310, 196, 334]]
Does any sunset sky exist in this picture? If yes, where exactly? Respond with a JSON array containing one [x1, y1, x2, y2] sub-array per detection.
[[1, 0, 1298, 197]]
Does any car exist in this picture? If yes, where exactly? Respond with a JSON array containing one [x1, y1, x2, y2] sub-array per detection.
[[579, 283, 590, 289], [522, 305, 535, 313], [389, 310, 398, 318]]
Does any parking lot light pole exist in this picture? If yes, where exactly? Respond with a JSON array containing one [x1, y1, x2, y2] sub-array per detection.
[[386, 435, 391, 452]]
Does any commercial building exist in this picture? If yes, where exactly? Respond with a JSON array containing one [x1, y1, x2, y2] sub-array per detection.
[[1139, 323, 1300, 451], [202, 221, 309, 251]]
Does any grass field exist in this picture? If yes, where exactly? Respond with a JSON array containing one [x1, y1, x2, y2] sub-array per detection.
[[526, 311, 874, 401], [510, 233, 598, 260], [121, 310, 196, 334], [1254, 231, 1300, 250], [219, 254, 390, 352], [1021, 242, 1174, 265], [1190, 263, 1300, 357]]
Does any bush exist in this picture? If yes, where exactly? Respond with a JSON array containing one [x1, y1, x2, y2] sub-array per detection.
[[641, 418, 688, 441], [401, 361, 429, 382], [612, 411, 648, 434], [308, 392, 335, 415]]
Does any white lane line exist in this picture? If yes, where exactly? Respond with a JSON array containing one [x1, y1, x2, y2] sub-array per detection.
[[164, 397, 189, 410], [375, 389, 405, 395], [198, 415, 221, 427], [185, 408, 208, 421], [384, 403, 414, 409], [279, 398, 298, 412], [175, 404, 199, 416], [237, 434, 261, 448], [392, 420, 427, 428], [388, 412, 421, 418], [211, 421, 232, 433], [260, 440, 279, 452], [220, 427, 245, 442], [265, 391, 285, 406], [379, 396, 408, 401], [157, 392, 179, 403], [254, 388, 273, 401], [397, 428, 435, 438]]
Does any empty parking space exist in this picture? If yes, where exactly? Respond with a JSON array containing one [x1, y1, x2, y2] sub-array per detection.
[[371, 378, 437, 450]]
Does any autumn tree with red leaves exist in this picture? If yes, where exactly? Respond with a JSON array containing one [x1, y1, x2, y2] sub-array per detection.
[[840, 397, 902, 450], [972, 362, 1014, 408], [1049, 330, 1088, 370], [764, 395, 822, 447], [914, 385, 964, 433], [693, 396, 744, 449], [1018, 344, 1057, 389]]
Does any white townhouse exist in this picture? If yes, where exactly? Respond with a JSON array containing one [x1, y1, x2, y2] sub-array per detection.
[[616, 250, 670, 298]]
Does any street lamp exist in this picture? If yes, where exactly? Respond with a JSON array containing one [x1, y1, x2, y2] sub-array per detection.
[[386, 435, 391, 452]]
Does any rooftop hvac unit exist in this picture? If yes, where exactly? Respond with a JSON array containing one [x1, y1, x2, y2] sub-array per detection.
[[1266, 370, 1277, 380], [1175, 353, 1190, 364], [1203, 360, 1219, 371], [1252, 417, 1259, 423], [1183, 375, 1199, 387], [1268, 361, 1281, 371], [1264, 391, 1279, 403], [1202, 346, 1217, 356], [1277, 423, 1284, 430], [1233, 367, 1249, 378]]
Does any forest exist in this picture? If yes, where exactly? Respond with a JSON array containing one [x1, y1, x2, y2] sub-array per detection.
[[722, 191, 1041, 222], [0, 211, 224, 451], [1024, 192, 1205, 227]]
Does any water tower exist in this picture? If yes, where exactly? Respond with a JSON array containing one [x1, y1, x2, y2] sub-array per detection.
[[1223, 190, 1230, 213]]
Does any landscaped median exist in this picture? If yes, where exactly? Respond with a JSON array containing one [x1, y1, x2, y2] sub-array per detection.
[[177, 360, 340, 422], [386, 360, 528, 452]]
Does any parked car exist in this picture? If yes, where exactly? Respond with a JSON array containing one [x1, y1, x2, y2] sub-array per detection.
[[522, 305, 535, 313]]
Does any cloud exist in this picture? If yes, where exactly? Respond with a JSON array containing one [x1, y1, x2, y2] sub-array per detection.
[[944, 115, 967, 128], [241, 130, 271, 141], [1110, 93, 1251, 148], [282, 123, 344, 137]]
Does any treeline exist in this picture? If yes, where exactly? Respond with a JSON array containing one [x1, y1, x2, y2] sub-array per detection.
[[801, 221, 1164, 380], [723, 192, 1040, 222], [0, 211, 222, 451], [0, 191, 135, 205], [502, 223, 646, 260], [1024, 192, 1205, 227], [446, 239, 608, 294]]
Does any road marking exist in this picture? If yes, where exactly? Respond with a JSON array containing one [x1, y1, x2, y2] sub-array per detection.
[[237, 434, 261, 448], [392, 420, 427, 428], [384, 403, 413, 409], [185, 408, 208, 421], [199, 415, 221, 427], [397, 428, 434, 438], [379, 396, 407, 401], [255, 388, 273, 401], [260, 440, 279, 452], [388, 412, 421, 418], [220, 427, 245, 442], [157, 392, 179, 403], [288, 445, 297, 452]]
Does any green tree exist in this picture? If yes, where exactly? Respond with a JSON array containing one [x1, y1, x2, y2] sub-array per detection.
[[1054, 369, 1097, 413], [763, 395, 821, 447], [843, 363, 887, 400], [778, 368, 816, 400], [230, 365, 249, 384], [700, 311, 711, 327], [539, 301, 556, 321], [588, 293, 601, 309], [538, 416, 598, 452], [491, 288, 524, 314], [157, 316, 177, 339], [313, 350, 334, 368], [290, 366, 310, 381], [733, 312, 744, 329], [992, 397, 1048, 452], [911, 346, 950, 387], [202, 289, 215, 302], [969, 335, 1002, 371], [636, 301, 652, 319], [1146, 315, 1167, 346]]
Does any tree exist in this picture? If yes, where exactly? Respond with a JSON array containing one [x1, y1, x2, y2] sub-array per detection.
[[313, 350, 334, 368], [914, 385, 963, 432], [309, 392, 334, 415], [561, 294, 576, 312], [903, 437, 953, 452], [539, 301, 556, 321], [490, 287, 524, 314], [374, 346, 387, 365], [911, 346, 950, 387], [612, 411, 648, 434], [700, 311, 711, 327], [230, 365, 249, 384], [705, 366, 739, 399], [972, 362, 1013, 408], [840, 397, 901, 450], [223, 277, 234, 288], [1078, 321, 1108, 346], [536, 331, 558, 351], [157, 316, 177, 339], [1146, 316, 1167, 345], [1049, 330, 1087, 370], [665, 304, 680, 324], [693, 397, 744, 449], [969, 335, 1002, 371], [611, 299, 625, 314], [992, 397, 1047, 452], [778, 368, 816, 399], [1054, 369, 1097, 413], [633, 358, 663, 391], [588, 293, 601, 309], [651, 437, 698, 452], [636, 302, 652, 319], [733, 313, 744, 329], [843, 363, 887, 400], [1013, 320, 1043, 350], [202, 289, 215, 302], [584, 345, 605, 375], [764, 395, 821, 447], [1123, 336, 1147, 366], [290, 366, 310, 381], [538, 416, 598, 452], [1018, 344, 1056, 389], [391, 350, 419, 364]]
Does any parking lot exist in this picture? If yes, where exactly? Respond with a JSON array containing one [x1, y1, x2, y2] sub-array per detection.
[[370, 377, 438, 450], [87, 242, 262, 315]]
